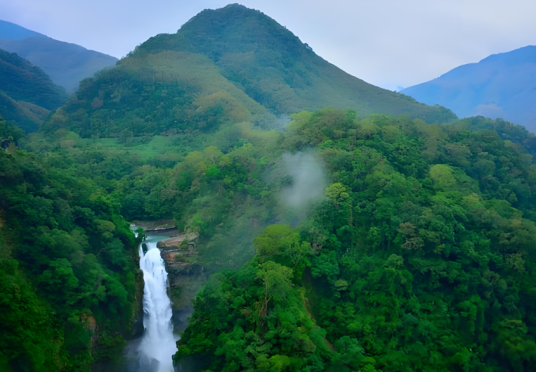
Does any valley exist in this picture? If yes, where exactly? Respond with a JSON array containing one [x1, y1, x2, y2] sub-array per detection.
[[1, 3, 536, 372]]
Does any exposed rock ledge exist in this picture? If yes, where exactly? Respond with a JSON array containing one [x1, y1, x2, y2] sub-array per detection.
[[155, 232, 205, 312], [131, 219, 179, 234], [157, 233, 198, 249]]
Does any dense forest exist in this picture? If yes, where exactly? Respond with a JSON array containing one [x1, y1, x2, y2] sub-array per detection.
[[9, 105, 536, 371], [0, 117, 141, 371], [173, 110, 536, 372]]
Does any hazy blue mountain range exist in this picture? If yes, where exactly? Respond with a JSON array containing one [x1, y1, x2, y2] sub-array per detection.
[[401, 46, 536, 131], [0, 19, 118, 92], [0, 48, 67, 131]]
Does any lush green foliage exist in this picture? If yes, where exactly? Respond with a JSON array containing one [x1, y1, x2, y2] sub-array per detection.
[[0, 120, 140, 371], [175, 109, 536, 372], [6, 6, 536, 371], [23, 120, 289, 272], [0, 115, 25, 145], [0, 48, 67, 110]]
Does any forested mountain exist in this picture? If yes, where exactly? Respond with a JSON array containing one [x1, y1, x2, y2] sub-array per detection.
[[401, 46, 536, 132], [0, 48, 67, 131], [43, 4, 455, 138], [4, 4, 536, 372], [0, 20, 118, 92]]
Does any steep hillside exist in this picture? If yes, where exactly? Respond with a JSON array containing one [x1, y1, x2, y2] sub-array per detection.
[[44, 4, 455, 138], [0, 20, 118, 92], [0, 48, 67, 131], [44, 50, 274, 137], [401, 46, 536, 131]]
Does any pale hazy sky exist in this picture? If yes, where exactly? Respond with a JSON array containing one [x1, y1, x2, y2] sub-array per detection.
[[2, 0, 536, 90]]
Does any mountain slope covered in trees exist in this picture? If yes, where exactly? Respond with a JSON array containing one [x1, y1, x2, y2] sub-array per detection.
[[0, 20, 118, 92], [0, 48, 67, 131], [138, 4, 455, 120], [44, 4, 455, 138], [174, 110, 536, 372], [401, 46, 536, 132]]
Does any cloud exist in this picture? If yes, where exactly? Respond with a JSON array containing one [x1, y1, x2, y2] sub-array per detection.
[[280, 151, 327, 216]]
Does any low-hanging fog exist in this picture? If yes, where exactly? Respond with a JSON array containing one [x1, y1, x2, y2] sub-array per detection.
[[279, 151, 328, 218]]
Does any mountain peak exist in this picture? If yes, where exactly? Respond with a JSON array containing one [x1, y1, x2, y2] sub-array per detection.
[[50, 5, 455, 137], [163, 3, 308, 58], [194, 3, 267, 19]]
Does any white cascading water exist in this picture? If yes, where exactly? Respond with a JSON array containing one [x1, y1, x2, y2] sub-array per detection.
[[138, 240, 177, 372]]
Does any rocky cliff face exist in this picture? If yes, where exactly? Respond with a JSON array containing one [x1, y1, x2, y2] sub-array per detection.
[[130, 267, 145, 340], [157, 233, 207, 321]]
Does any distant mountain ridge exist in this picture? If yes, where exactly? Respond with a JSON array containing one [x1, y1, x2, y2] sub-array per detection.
[[401, 45, 536, 131], [0, 19, 118, 92], [45, 4, 456, 137], [0, 19, 44, 40], [0, 48, 67, 131]]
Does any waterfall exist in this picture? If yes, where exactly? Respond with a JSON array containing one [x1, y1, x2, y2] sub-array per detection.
[[138, 240, 177, 372]]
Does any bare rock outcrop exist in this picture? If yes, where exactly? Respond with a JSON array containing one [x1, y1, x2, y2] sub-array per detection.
[[155, 233, 206, 312], [157, 233, 198, 249]]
